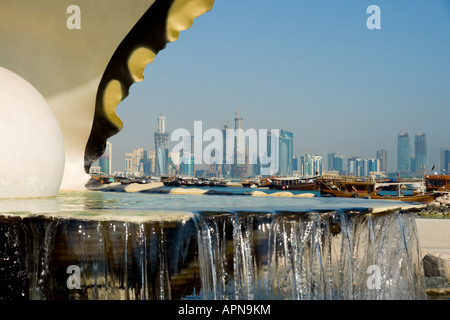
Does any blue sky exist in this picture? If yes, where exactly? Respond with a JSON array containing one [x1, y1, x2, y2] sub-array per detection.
[[110, 0, 450, 173]]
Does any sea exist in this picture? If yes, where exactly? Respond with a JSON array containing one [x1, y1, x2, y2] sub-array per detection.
[[0, 186, 417, 215]]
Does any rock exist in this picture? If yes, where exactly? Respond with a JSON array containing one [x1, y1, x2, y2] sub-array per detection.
[[433, 202, 441, 208], [425, 276, 448, 289], [426, 287, 450, 296], [423, 253, 447, 278]]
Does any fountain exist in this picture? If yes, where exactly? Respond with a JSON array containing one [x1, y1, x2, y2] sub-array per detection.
[[0, 0, 430, 300], [0, 199, 426, 300]]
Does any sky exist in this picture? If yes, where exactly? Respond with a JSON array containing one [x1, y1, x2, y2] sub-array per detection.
[[109, 0, 450, 173]]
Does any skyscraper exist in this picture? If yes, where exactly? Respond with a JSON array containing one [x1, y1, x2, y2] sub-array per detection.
[[410, 155, 416, 175], [301, 152, 323, 177], [367, 158, 380, 175], [125, 148, 150, 177], [397, 130, 411, 176], [376, 150, 387, 172], [347, 156, 379, 176], [278, 130, 293, 176], [179, 135, 194, 176], [98, 141, 112, 175], [260, 130, 279, 177], [232, 109, 247, 178], [154, 115, 170, 176], [221, 123, 231, 177], [414, 131, 427, 176], [440, 147, 450, 174], [327, 152, 343, 173], [292, 155, 298, 172], [347, 156, 362, 176]]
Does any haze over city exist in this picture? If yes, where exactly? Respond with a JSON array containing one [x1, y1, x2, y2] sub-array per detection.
[[108, 1, 450, 173]]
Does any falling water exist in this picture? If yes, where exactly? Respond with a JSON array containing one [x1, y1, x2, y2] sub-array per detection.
[[58, 213, 199, 300], [0, 216, 59, 300], [196, 209, 426, 300], [0, 207, 426, 300], [197, 212, 272, 299]]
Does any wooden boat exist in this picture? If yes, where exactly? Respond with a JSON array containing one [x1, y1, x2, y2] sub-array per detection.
[[320, 176, 436, 202], [268, 177, 320, 191], [425, 175, 450, 192], [241, 179, 259, 188], [161, 176, 182, 187], [320, 178, 376, 198], [368, 193, 436, 203], [258, 176, 279, 187]]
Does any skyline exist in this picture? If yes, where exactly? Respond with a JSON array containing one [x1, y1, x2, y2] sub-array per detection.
[[109, 1, 450, 173], [104, 112, 441, 177]]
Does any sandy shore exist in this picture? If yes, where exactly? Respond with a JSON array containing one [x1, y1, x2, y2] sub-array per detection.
[[416, 218, 450, 252], [416, 217, 450, 281]]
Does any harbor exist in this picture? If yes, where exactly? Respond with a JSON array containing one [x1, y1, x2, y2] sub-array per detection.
[[90, 173, 450, 204]]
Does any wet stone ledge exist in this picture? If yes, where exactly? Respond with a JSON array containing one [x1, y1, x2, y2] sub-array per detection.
[[422, 253, 450, 297]]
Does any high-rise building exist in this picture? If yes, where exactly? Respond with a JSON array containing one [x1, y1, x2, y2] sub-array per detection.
[[397, 130, 411, 176], [376, 150, 387, 172], [300, 152, 323, 177], [327, 152, 344, 173], [410, 155, 416, 175], [440, 147, 450, 174], [278, 130, 293, 176], [95, 141, 112, 175], [260, 130, 278, 177], [154, 115, 170, 176], [147, 150, 155, 175], [327, 153, 335, 171], [347, 156, 362, 176], [292, 155, 298, 172], [232, 109, 247, 178], [125, 148, 151, 177], [221, 123, 231, 177], [367, 158, 380, 175], [347, 156, 379, 176], [179, 135, 194, 176], [414, 131, 427, 176]]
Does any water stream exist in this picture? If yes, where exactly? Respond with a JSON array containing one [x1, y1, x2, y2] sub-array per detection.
[[0, 191, 426, 300]]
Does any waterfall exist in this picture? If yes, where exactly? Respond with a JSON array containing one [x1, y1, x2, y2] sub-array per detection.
[[60, 214, 198, 300], [0, 209, 426, 300], [0, 216, 59, 300], [196, 209, 426, 300], [197, 212, 272, 299]]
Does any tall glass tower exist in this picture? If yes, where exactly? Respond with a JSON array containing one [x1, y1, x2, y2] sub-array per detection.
[[232, 109, 247, 178], [376, 150, 387, 172], [440, 147, 450, 175], [301, 152, 323, 177], [414, 131, 427, 176], [397, 130, 411, 176], [278, 130, 293, 176], [154, 116, 169, 176], [99, 141, 112, 175], [327, 153, 344, 173]]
